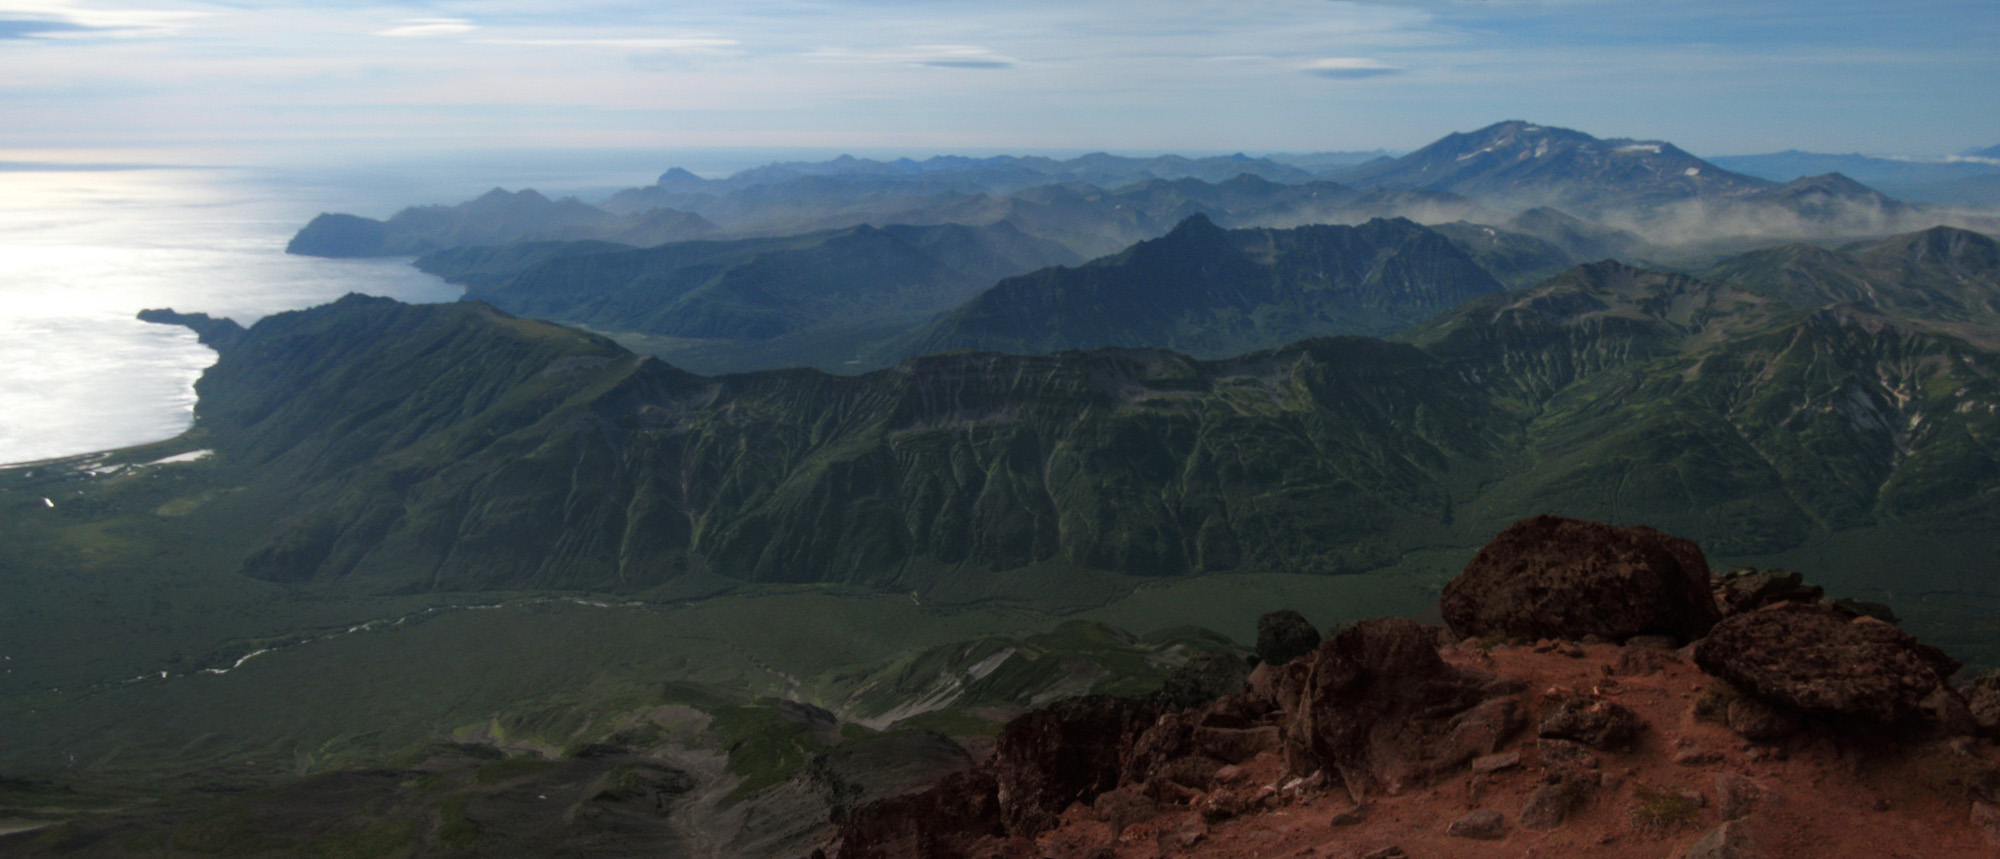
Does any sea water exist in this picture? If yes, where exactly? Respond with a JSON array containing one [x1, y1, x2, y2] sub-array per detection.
[[0, 147, 999, 465], [0, 166, 480, 465]]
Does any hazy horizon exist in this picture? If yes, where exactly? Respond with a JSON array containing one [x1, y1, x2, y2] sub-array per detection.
[[2, 0, 1995, 167]]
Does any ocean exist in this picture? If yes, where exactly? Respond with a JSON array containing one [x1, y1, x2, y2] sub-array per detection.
[[0, 152, 744, 466], [0, 166, 474, 465]]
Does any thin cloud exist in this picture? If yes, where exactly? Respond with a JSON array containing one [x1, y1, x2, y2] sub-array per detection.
[[1301, 57, 1402, 78], [376, 18, 477, 38], [811, 44, 1018, 69], [473, 36, 739, 52], [915, 44, 1015, 69], [0, 2, 204, 38], [0, 17, 88, 38]]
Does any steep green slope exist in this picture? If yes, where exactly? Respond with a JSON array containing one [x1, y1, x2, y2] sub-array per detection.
[[1701, 226, 2000, 346], [184, 298, 1501, 594], [147, 227, 2000, 605], [894, 215, 1506, 360]]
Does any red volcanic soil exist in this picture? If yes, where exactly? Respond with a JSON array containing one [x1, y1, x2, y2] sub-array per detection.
[[974, 640, 2000, 859]]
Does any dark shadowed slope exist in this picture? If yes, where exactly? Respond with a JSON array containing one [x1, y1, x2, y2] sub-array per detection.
[[893, 215, 1507, 360]]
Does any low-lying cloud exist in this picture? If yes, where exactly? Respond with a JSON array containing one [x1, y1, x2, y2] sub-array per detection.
[[1302, 57, 1401, 79]]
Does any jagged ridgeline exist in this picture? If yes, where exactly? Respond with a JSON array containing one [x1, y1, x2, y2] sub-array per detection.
[[887, 215, 1506, 360], [164, 226, 2000, 601], [184, 295, 1498, 594]]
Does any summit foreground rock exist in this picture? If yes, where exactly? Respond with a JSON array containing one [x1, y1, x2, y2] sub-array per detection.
[[823, 517, 2000, 859], [1441, 515, 1722, 644]]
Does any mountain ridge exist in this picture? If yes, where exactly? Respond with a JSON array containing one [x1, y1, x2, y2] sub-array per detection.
[[144, 224, 2000, 601]]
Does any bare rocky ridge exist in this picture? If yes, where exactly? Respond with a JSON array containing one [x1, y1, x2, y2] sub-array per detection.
[[819, 515, 2000, 859]]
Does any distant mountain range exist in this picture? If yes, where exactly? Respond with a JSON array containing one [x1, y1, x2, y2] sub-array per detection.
[[891, 215, 1505, 360], [416, 214, 1560, 374], [418, 221, 1079, 343], [289, 122, 1997, 271], [287, 188, 721, 257], [1709, 149, 2000, 207]]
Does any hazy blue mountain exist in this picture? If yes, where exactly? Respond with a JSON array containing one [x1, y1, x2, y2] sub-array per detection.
[[1501, 206, 1650, 261], [595, 173, 1486, 261], [1708, 150, 2000, 205], [893, 215, 1507, 360], [418, 221, 1081, 343], [1329, 120, 1774, 211], [1262, 150, 1400, 174], [1426, 221, 1577, 287], [288, 188, 719, 257], [633, 151, 1320, 198]]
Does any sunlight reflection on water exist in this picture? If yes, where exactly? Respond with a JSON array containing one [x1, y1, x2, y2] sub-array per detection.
[[0, 167, 463, 464]]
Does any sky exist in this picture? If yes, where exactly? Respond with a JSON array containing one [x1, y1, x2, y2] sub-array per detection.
[[1, 0, 1997, 168]]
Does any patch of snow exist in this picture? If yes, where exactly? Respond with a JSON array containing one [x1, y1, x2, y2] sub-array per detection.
[[43, 498, 53, 508], [964, 647, 1016, 682], [146, 449, 213, 466], [201, 648, 271, 675], [1616, 144, 1662, 154], [1684, 167, 1701, 177]]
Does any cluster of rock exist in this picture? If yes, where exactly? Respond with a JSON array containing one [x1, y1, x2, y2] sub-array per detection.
[[819, 515, 2000, 859]]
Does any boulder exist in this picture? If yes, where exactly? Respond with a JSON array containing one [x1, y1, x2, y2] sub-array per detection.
[[1091, 785, 1156, 831], [1714, 568, 1822, 615], [990, 695, 1161, 836], [1518, 782, 1587, 830], [1963, 671, 2000, 738], [1256, 610, 1322, 667], [1694, 604, 1962, 727], [1538, 695, 1647, 751], [1156, 650, 1253, 710], [1714, 773, 1781, 821], [1441, 516, 1720, 643], [1684, 819, 1760, 859], [1446, 809, 1507, 840], [1724, 696, 1802, 741], [1286, 619, 1520, 793]]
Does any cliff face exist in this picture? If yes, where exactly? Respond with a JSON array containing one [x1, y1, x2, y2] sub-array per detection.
[[823, 516, 2000, 859]]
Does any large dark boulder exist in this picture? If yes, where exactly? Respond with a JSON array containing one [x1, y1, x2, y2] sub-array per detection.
[[1714, 567, 1822, 616], [1967, 671, 2000, 739], [831, 694, 1159, 858], [1694, 603, 1962, 727], [1157, 650, 1253, 710], [988, 695, 1161, 836], [1286, 618, 1522, 793], [1256, 610, 1322, 666], [1441, 515, 1721, 643]]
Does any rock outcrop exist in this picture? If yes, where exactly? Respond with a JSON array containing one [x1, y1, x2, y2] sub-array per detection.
[[1254, 610, 1321, 667], [1693, 603, 1962, 728], [1285, 619, 1522, 794], [1440, 515, 1721, 643], [824, 519, 2000, 859]]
